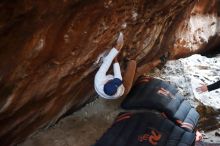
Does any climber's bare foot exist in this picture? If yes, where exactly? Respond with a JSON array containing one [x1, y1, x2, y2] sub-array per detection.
[[159, 52, 170, 64], [115, 32, 124, 51]]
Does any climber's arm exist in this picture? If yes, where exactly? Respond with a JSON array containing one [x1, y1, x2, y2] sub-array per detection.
[[207, 80, 220, 91]]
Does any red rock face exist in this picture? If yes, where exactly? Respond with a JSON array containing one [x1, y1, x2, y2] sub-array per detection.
[[170, 0, 220, 58], [0, 0, 219, 145]]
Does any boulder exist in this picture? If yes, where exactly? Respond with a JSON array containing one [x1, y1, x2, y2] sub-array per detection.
[[0, 0, 219, 145]]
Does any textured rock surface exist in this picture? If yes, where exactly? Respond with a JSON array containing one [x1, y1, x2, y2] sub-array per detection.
[[0, 0, 219, 145], [169, 0, 220, 58]]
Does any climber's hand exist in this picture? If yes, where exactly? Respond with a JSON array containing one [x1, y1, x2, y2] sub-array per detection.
[[196, 83, 208, 93], [115, 32, 124, 51]]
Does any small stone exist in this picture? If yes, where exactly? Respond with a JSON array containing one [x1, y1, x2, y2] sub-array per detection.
[[210, 22, 215, 26], [215, 132, 220, 137]]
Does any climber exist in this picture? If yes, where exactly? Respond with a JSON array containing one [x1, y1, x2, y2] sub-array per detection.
[[196, 80, 220, 93], [94, 31, 171, 99], [94, 32, 125, 99]]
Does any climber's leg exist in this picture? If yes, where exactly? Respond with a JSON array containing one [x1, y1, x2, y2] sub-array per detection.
[[122, 60, 137, 96]]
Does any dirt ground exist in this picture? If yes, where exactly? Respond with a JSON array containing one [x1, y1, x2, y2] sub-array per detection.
[[19, 98, 124, 146], [19, 96, 220, 146]]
